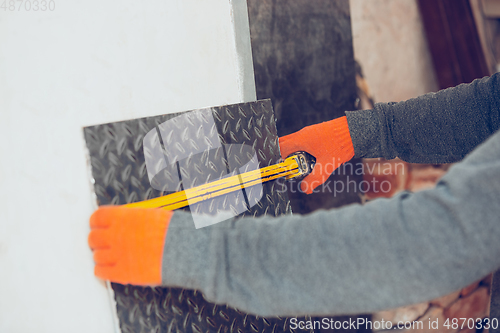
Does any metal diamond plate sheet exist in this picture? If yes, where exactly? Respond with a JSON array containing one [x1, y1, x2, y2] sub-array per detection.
[[247, 0, 363, 217], [84, 100, 312, 333]]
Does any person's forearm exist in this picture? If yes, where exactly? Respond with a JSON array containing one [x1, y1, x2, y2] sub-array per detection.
[[161, 130, 500, 317], [346, 73, 500, 164]]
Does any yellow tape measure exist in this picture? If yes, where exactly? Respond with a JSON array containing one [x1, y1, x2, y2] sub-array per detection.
[[125, 152, 314, 210]]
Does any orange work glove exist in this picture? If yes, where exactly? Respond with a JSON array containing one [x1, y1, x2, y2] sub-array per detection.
[[88, 206, 173, 285], [279, 116, 355, 194]]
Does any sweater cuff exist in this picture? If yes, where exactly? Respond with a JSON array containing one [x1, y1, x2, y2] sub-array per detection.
[[161, 210, 213, 290], [345, 109, 388, 159]]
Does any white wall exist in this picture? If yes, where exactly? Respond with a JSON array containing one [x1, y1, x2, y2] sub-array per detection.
[[0, 1, 255, 332]]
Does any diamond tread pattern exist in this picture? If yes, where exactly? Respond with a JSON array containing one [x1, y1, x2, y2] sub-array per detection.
[[84, 100, 311, 333]]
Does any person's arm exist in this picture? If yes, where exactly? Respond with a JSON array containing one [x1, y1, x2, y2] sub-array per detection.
[[279, 73, 500, 193], [346, 73, 500, 163], [162, 128, 500, 317]]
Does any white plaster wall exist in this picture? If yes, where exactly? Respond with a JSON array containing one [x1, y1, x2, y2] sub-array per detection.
[[0, 1, 255, 332], [350, 0, 438, 102]]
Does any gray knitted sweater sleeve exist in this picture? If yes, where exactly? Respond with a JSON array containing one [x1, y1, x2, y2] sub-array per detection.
[[160, 74, 500, 317], [346, 73, 500, 163]]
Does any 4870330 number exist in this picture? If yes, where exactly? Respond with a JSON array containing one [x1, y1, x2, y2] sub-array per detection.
[[443, 317, 498, 330], [1, 0, 55, 11]]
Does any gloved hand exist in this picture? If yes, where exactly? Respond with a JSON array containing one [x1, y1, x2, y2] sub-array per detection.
[[279, 116, 354, 194], [88, 206, 173, 285]]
